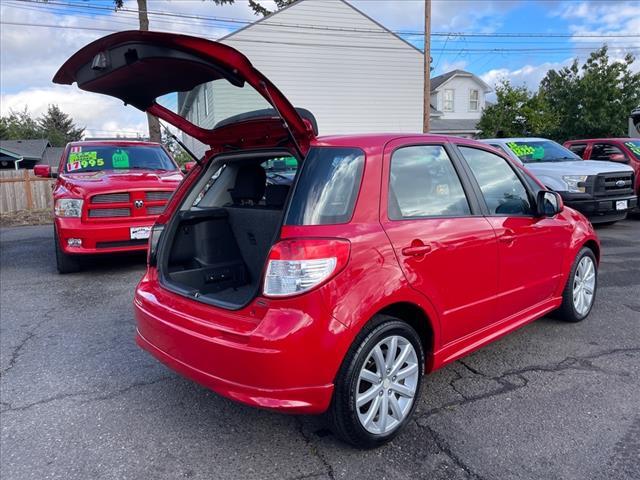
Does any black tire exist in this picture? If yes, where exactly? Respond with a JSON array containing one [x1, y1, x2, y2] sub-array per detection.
[[54, 229, 81, 274], [554, 247, 597, 322], [328, 314, 424, 448]]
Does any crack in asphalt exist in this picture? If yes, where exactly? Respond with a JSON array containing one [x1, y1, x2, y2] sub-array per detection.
[[416, 419, 487, 480], [0, 309, 55, 378], [295, 417, 336, 480], [0, 376, 172, 414], [421, 347, 639, 420]]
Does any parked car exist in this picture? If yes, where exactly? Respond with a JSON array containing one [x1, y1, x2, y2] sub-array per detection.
[[482, 138, 637, 224], [564, 138, 640, 213], [35, 140, 190, 273], [56, 31, 602, 447]]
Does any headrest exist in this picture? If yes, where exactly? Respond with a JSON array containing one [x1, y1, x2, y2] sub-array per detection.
[[229, 165, 266, 205], [265, 184, 290, 208]]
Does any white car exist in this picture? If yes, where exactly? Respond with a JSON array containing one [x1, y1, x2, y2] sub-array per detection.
[[482, 138, 637, 224]]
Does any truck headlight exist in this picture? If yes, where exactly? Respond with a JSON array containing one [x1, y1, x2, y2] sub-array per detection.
[[562, 175, 588, 193], [55, 198, 83, 217]]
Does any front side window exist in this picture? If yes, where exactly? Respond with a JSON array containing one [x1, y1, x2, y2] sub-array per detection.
[[591, 143, 627, 162], [444, 89, 455, 111], [567, 143, 587, 158], [65, 145, 177, 173], [459, 146, 533, 216], [469, 89, 479, 111], [388, 145, 470, 219], [285, 147, 364, 225]]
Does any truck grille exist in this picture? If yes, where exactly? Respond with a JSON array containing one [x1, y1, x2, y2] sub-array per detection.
[[89, 208, 131, 218], [146, 191, 172, 202], [593, 172, 634, 197], [87, 190, 174, 219], [91, 193, 130, 203]]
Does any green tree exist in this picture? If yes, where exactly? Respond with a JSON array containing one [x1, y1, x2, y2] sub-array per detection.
[[477, 81, 551, 138], [540, 47, 640, 140], [0, 108, 41, 140], [38, 105, 84, 147]]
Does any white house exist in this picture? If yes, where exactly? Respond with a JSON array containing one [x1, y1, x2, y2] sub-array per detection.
[[178, 0, 490, 156]]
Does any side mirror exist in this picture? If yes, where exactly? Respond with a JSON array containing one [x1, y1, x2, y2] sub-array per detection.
[[609, 153, 628, 163], [182, 161, 196, 173], [34, 165, 55, 178], [536, 190, 564, 217]]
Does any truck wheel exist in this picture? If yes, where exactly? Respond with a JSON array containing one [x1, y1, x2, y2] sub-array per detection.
[[555, 247, 597, 322], [328, 315, 424, 448], [54, 230, 81, 274]]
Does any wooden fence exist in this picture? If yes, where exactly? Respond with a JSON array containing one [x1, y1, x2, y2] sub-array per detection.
[[0, 170, 54, 213]]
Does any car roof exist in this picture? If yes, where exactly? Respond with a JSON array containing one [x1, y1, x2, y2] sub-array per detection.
[[67, 140, 163, 147], [314, 133, 485, 148], [564, 138, 635, 143], [481, 137, 550, 143]]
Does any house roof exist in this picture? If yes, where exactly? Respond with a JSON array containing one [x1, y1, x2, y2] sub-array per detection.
[[217, 0, 423, 55], [429, 118, 480, 133], [430, 69, 492, 93], [430, 105, 443, 117], [0, 139, 50, 160], [41, 146, 65, 167]]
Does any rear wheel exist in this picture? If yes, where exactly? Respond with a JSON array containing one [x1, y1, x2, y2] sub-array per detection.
[[328, 315, 424, 448], [54, 229, 81, 274], [555, 247, 597, 322]]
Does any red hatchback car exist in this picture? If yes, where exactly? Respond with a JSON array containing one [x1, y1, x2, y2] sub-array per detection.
[[56, 32, 601, 447], [35, 140, 185, 273]]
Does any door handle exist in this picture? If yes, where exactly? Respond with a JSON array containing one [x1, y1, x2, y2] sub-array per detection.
[[402, 242, 432, 257], [499, 235, 516, 244]]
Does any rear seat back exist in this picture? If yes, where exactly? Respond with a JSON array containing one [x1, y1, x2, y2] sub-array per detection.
[[225, 208, 281, 282]]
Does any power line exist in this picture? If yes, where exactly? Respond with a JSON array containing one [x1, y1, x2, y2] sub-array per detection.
[[3, 20, 639, 55], [9, 0, 640, 38]]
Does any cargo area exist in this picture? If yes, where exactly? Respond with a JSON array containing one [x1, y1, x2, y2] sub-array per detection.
[[161, 156, 295, 308]]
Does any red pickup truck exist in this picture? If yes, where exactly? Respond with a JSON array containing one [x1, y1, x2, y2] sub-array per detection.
[[563, 138, 640, 213], [35, 140, 186, 273]]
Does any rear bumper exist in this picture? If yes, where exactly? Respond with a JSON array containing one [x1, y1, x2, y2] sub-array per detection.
[[133, 271, 351, 414], [560, 193, 637, 223], [55, 217, 155, 254]]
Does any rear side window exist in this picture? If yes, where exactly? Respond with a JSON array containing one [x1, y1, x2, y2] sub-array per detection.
[[388, 145, 470, 219], [567, 143, 588, 158], [285, 147, 364, 225], [459, 147, 533, 216]]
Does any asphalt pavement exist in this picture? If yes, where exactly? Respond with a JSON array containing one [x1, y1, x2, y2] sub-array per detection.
[[1, 220, 639, 480]]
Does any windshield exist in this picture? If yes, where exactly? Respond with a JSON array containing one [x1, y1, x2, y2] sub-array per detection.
[[624, 141, 640, 159], [505, 140, 580, 163], [65, 145, 177, 173]]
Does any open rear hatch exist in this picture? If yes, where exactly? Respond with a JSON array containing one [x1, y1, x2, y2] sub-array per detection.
[[53, 30, 316, 155]]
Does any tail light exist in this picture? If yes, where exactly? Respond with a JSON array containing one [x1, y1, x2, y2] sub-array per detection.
[[263, 238, 350, 297], [147, 224, 164, 266]]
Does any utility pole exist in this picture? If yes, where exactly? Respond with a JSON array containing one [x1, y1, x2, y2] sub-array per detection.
[[137, 0, 162, 143], [423, 0, 432, 133]]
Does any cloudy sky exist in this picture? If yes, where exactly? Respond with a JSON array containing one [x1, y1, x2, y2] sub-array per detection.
[[1, 0, 638, 137]]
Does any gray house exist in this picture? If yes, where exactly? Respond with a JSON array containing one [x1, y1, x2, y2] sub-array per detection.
[[0, 139, 64, 169]]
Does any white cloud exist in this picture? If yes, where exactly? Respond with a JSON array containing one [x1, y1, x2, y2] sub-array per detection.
[[0, 87, 147, 138]]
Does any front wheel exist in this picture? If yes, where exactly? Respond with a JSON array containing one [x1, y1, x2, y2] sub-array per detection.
[[555, 247, 597, 322], [328, 315, 424, 448], [54, 229, 81, 274]]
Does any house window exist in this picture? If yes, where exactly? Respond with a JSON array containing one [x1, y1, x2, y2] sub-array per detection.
[[444, 89, 454, 112], [203, 85, 209, 117], [469, 89, 479, 111]]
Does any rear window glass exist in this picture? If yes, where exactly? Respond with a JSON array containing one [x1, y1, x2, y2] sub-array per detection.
[[285, 147, 364, 225], [65, 145, 176, 173]]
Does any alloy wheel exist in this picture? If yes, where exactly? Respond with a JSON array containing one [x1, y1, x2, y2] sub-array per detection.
[[355, 335, 419, 435], [573, 256, 596, 316]]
